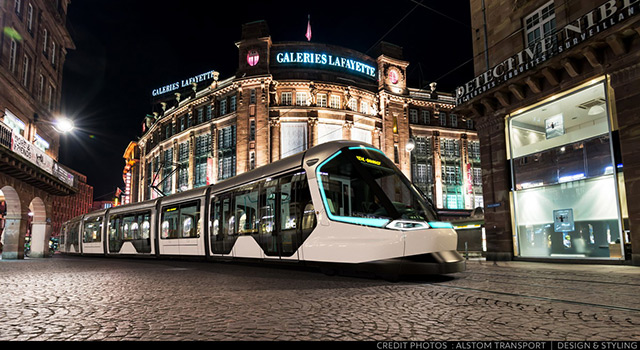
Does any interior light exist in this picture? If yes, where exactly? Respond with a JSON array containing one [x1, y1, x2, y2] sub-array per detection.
[[588, 105, 605, 115]]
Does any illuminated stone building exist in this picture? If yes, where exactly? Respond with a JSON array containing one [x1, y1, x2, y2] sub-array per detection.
[[131, 21, 482, 217], [0, 0, 81, 258], [455, 0, 640, 264]]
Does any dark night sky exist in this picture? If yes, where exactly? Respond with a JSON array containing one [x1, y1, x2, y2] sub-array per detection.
[[58, 0, 473, 199]]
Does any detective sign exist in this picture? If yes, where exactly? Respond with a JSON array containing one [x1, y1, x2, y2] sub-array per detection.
[[455, 0, 640, 105]]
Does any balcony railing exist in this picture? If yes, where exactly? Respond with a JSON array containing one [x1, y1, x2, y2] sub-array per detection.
[[0, 121, 78, 193]]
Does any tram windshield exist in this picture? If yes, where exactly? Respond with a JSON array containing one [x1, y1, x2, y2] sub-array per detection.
[[317, 146, 438, 228]]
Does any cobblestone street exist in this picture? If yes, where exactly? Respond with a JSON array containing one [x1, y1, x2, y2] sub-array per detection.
[[0, 255, 638, 341]]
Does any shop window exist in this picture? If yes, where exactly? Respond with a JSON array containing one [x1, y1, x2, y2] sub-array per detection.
[[509, 81, 623, 259], [318, 123, 342, 144], [351, 127, 371, 144], [281, 122, 307, 158]]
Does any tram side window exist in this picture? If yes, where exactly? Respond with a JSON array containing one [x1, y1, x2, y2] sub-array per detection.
[[162, 201, 200, 239], [70, 222, 80, 245], [234, 183, 258, 235], [297, 173, 316, 238], [260, 178, 278, 235], [280, 178, 294, 231], [83, 217, 102, 243], [181, 202, 200, 238], [161, 207, 179, 239]]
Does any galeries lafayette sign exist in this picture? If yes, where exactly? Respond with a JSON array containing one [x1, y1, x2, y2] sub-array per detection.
[[455, 0, 640, 105]]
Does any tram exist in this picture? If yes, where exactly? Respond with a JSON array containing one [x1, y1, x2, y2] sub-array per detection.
[[59, 141, 465, 277]]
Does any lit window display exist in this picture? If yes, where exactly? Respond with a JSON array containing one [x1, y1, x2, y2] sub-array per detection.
[[508, 81, 624, 259]]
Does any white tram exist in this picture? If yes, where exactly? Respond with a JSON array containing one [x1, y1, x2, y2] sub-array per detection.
[[59, 141, 465, 277]]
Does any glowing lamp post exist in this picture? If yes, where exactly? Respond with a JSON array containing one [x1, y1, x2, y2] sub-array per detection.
[[53, 117, 74, 133]]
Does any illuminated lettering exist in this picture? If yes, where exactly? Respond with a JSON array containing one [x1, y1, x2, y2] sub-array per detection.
[[274, 51, 376, 78]]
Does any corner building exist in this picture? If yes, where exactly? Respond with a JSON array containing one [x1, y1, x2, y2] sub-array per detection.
[[455, 0, 640, 264], [132, 21, 482, 217]]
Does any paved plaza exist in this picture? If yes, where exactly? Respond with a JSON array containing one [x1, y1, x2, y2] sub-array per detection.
[[0, 254, 638, 341]]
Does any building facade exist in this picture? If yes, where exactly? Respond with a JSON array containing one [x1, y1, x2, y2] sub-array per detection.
[[455, 0, 640, 264], [0, 0, 80, 258], [129, 21, 482, 217]]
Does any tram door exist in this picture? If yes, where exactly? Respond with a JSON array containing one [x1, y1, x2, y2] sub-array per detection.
[[258, 173, 305, 259]]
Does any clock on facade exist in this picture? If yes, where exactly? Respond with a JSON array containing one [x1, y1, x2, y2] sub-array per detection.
[[388, 68, 399, 84], [247, 50, 260, 67]]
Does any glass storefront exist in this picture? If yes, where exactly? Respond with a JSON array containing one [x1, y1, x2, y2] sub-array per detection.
[[508, 80, 624, 259]]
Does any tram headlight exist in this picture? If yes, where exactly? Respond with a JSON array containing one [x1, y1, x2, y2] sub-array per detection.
[[385, 220, 430, 231]]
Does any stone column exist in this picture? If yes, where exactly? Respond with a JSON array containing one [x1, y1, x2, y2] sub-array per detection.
[[308, 115, 318, 147], [1, 212, 27, 260], [29, 220, 51, 258], [269, 116, 280, 162], [611, 63, 640, 266], [476, 114, 513, 261]]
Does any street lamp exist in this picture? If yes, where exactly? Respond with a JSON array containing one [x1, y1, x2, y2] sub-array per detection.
[[52, 117, 74, 133], [405, 137, 415, 152]]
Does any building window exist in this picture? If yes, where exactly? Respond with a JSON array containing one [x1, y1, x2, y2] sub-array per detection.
[[296, 92, 307, 106], [348, 98, 357, 111], [360, 101, 369, 115], [206, 105, 212, 120], [219, 99, 227, 115], [177, 142, 189, 191], [3, 109, 25, 136], [422, 110, 430, 125], [218, 125, 236, 180], [38, 74, 44, 101], [472, 167, 483, 186], [249, 119, 256, 141], [445, 193, 463, 209], [442, 139, 460, 157], [440, 112, 447, 126], [230, 95, 236, 112], [450, 114, 457, 127], [415, 163, 427, 184], [281, 92, 292, 106], [317, 93, 327, 107], [281, 122, 307, 158], [163, 148, 173, 193], [48, 84, 55, 111], [42, 28, 48, 56], [27, 3, 33, 33], [14, 0, 22, 15], [409, 109, 418, 123], [330, 95, 340, 109], [196, 108, 204, 124], [195, 134, 211, 188], [469, 141, 481, 159], [524, 0, 555, 48], [415, 137, 427, 156], [9, 39, 17, 73], [249, 151, 255, 170], [467, 119, 474, 129], [394, 145, 399, 164], [22, 55, 30, 86], [33, 134, 50, 151], [51, 41, 56, 67], [250, 89, 256, 104]]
